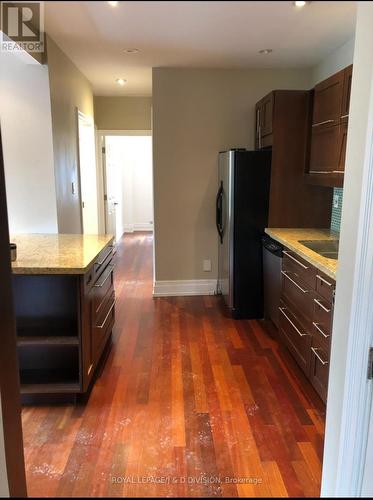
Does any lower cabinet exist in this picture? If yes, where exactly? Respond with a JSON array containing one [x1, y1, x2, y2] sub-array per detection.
[[278, 248, 335, 403], [15, 241, 116, 398]]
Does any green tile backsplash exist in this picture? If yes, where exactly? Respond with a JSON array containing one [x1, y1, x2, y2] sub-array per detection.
[[331, 187, 343, 232]]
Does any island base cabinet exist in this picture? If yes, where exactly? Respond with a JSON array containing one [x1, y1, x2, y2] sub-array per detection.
[[14, 241, 115, 400]]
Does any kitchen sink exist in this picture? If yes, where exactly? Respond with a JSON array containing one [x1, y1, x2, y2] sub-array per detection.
[[298, 239, 339, 260]]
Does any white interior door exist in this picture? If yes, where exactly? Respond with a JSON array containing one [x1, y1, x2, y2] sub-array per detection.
[[77, 110, 98, 234], [104, 139, 122, 240]]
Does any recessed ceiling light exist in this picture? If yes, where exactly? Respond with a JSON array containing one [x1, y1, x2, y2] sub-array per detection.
[[124, 48, 139, 54], [259, 49, 273, 55], [116, 78, 127, 86], [293, 1, 308, 7], [108, 1, 118, 6]]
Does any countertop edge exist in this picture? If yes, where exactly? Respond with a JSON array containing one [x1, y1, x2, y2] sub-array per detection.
[[11, 236, 115, 275], [265, 228, 337, 281]]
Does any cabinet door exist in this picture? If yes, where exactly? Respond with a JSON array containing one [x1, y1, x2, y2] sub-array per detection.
[[309, 336, 330, 403], [341, 65, 353, 123], [309, 124, 344, 174], [312, 70, 344, 128], [260, 93, 273, 137]]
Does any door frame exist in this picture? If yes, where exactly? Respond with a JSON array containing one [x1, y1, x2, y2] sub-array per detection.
[[96, 129, 152, 236], [321, 3, 373, 495], [0, 130, 27, 497]]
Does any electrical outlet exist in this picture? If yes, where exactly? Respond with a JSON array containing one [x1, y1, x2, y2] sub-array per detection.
[[333, 193, 339, 209], [203, 259, 211, 272]]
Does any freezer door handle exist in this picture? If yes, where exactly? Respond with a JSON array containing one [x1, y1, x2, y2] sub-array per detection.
[[216, 181, 223, 243]]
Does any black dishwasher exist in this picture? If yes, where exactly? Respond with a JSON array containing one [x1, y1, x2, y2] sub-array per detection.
[[262, 235, 283, 328]]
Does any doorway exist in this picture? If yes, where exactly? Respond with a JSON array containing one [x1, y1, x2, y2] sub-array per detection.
[[99, 132, 153, 241]]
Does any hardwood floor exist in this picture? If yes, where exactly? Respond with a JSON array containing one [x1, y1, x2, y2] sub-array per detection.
[[22, 232, 325, 497]]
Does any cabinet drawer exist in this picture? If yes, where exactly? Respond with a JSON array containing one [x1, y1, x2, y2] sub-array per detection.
[[283, 250, 316, 288], [92, 292, 115, 365], [281, 270, 314, 321], [92, 265, 114, 319], [310, 336, 330, 403], [313, 295, 333, 335], [279, 302, 312, 375], [315, 273, 335, 303], [94, 244, 114, 281]]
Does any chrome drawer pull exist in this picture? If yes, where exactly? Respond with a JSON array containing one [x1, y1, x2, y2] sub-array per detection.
[[94, 265, 114, 287], [281, 271, 309, 293], [311, 347, 328, 366], [314, 298, 331, 313], [312, 119, 335, 127], [313, 322, 330, 338], [316, 274, 333, 287], [97, 299, 115, 329], [283, 251, 309, 270], [95, 249, 113, 267], [279, 307, 308, 337]]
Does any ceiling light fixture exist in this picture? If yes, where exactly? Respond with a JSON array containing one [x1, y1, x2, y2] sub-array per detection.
[[116, 78, 127, 86], [293, 1, 308, 7], [124, 48, 139, 54], [259, 49, 273, 55], [108, 1, 118, 7]]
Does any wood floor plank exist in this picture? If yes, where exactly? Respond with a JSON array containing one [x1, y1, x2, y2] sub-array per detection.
[[22, 233, 325, 497]]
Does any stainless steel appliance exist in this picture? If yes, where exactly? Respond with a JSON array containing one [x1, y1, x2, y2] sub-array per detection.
[[216, 149, 272, 319], [262, 235, 283, 327]]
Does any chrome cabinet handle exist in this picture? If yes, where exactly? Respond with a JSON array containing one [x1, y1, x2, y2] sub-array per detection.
[[311, 347, 328, 365], [283, 251, 309, 270], [94, 265, 114, 287], [95, 249, 113, 267], [279, 307, 308, 337], [314, 298, 331, 313], [309, 170, 344, 174], [312, 119, 335, 127], [281, 271, 309, 293], [316, 274, 333, 287], [97, 299, 115, 329], [341, 114, 349, 119], [313, 322, 330, 338]]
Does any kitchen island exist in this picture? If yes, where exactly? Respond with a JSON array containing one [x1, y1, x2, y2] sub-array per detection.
[[11, 234, 115, 399]]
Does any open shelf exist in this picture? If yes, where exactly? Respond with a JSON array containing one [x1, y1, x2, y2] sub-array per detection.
[[19, 369, 80, 394], [17, 336, 79, 347]]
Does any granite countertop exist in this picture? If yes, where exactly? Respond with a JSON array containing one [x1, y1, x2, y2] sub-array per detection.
[[265, 228, 338, 280], [10, 234, 114, 275]]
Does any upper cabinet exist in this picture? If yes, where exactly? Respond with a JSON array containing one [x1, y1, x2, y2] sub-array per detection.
[[254, 90, 332, 228], [255, 93, 274, 149], [307, 64, 353, 188]]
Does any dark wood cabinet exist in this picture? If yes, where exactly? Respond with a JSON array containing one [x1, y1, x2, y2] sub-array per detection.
[[279, 249, 335, 403], [312, 69, 344, 128], [255, 93, 274, 148], [341, 64, 353, 122], [255, 90, 333, 228], [14, 241, 115, 399], [307, 65, 353, 188]]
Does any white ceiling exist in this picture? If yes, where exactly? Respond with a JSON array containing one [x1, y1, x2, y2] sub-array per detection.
[[45, 1, 356, 96]]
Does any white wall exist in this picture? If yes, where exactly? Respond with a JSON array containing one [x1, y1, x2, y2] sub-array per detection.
[[312, 37, 355, 85], [0, 51, 58, 234], [321, 2, 373, 496]]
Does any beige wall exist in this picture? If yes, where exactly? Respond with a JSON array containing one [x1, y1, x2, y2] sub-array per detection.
[[152, 67, 312, 282], [47, 36, 94, 233], [94, 96, 152, 130]]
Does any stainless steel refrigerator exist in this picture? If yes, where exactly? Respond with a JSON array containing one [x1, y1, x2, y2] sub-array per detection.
[[216, 149, 272, 319]]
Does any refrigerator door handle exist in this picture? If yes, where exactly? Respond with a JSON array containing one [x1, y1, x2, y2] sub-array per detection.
[[216, 181, 223, 243]]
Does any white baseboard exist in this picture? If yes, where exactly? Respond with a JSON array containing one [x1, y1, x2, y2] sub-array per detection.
[[123, 222, 153, 233], [153, 279, 218, 297]]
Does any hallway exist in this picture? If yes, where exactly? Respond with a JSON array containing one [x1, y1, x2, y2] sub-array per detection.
[[22, 233, 325, 497]]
